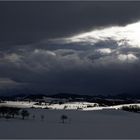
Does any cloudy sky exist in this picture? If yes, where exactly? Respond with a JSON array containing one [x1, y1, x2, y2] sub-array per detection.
[[1, 1, 140, 96]]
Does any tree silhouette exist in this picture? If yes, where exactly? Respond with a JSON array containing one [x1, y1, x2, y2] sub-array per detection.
[[21, 109, 29, 120], [61, 114, 68, 123], [122, 105, 140, 113], [0, 107, 20, 118], [9, 108, 20, 118], [0, 107, 9, 117], [32, 114, 35, 120], [5, 114, 11, 121], [41, 115, 44, 121]]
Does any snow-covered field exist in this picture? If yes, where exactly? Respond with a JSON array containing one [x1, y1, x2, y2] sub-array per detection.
[[0, 108, 140, 138], [0, 101, 140, 138]]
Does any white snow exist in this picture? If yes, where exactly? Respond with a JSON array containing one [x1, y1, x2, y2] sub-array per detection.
[[0, 101, 99, 110], [1, 101, 140, 111], [48, 102, 98, 110], [0, 109, 140, 138], [0, 101, 36, 108], [0, 101, 140, 138]]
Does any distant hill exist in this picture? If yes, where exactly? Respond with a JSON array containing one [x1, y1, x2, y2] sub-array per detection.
[[0, 92, 140, 106]]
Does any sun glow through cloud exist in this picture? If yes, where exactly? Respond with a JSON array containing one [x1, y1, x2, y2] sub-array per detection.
[[61, 21, 140, 49]]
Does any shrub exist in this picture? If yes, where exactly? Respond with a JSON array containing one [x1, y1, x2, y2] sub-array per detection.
[[77, 107, 82, 110], [63, 106, 67, 109], [58, 101, 63, 105], [87, 105, 92, 108], [44, 107, 49, 109]]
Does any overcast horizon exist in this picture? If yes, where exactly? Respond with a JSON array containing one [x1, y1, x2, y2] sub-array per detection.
[[0, 1, 140, 96]]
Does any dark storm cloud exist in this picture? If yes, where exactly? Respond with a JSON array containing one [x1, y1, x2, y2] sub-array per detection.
[[1, 41, 140, 95], [1, 1, 140, 95], [1, 1, 140, 45]]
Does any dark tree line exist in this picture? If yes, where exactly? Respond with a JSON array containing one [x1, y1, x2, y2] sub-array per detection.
[[0, 107, 30, 120], [122, 105, 140, 113], [0, 106, 70, 123]]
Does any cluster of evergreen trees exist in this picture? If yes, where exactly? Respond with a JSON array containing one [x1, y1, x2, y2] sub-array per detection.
[[122, 105, 140, 113]]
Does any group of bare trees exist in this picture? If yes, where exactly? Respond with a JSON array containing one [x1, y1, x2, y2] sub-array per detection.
[[0, 107, 46, 121], [0, 107, 29, 120], [0, 106, 69, 123]]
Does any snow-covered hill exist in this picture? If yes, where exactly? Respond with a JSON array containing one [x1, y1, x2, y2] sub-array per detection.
[[0, 100, 140, 138], [0, 100, 140, 111]]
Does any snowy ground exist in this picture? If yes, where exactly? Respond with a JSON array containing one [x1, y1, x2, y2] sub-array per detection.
[[0, 109, 140, 139], [0, 101, 99, 110]]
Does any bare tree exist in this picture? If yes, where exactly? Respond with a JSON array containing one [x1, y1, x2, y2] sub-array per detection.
[[0, 107, 20, 118], [41, 115, 44, 121], [32, 114, 35, 120], [21, 109, 29, 120], [9, 108, 20, 118], [5, 114, 11, 121], [61, 114, 68, 123]]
